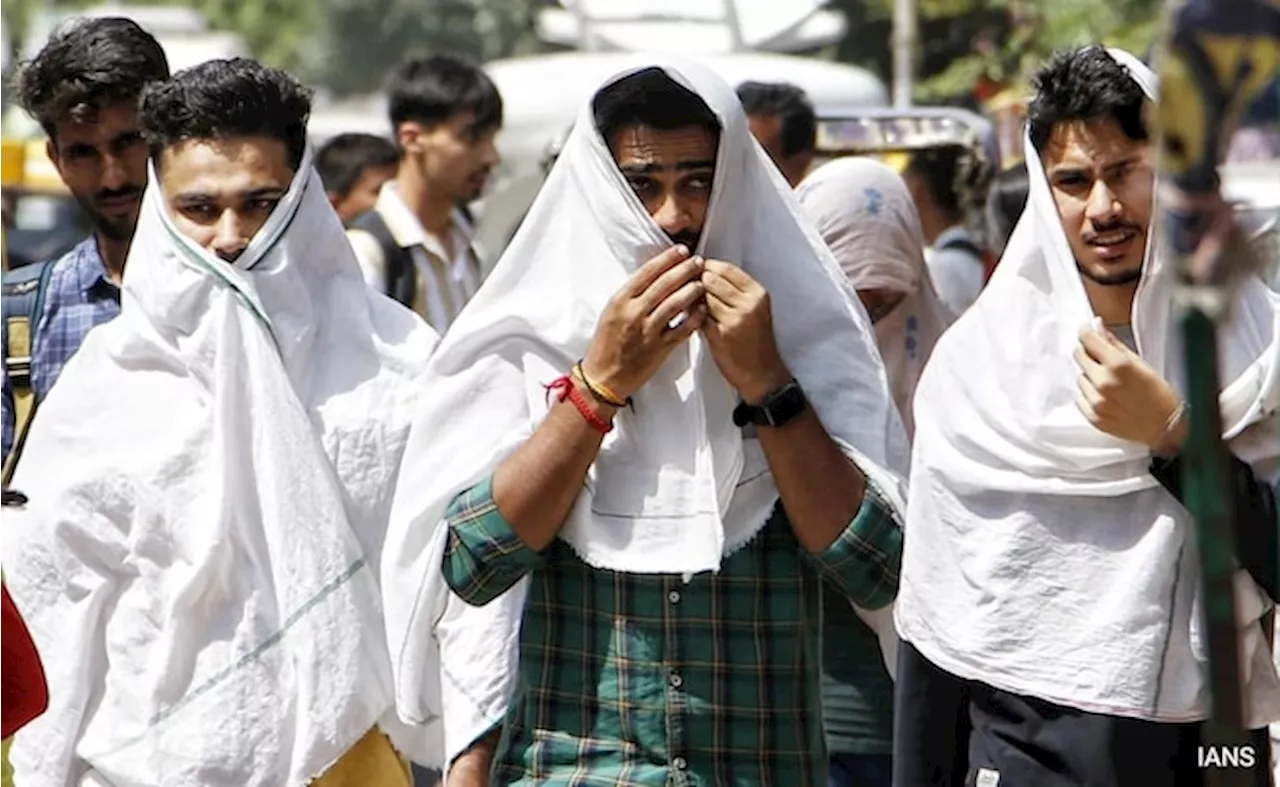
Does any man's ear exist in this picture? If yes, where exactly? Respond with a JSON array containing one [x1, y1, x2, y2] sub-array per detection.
[[396, 122, 424, 156], [326, 191, 342, 209], [45, 137, 61, 171]]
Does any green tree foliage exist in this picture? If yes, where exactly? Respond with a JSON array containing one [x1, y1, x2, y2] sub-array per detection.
[[828, 0, 1166, 103]]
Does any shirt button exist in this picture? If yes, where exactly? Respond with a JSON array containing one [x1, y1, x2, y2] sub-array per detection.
[[673, 756, 688, 770], [669, 672, 683, 689], [668, 590, 681, 604]]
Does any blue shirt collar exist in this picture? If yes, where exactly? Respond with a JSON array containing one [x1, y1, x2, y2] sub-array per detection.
[[67, 237, 119, 297]]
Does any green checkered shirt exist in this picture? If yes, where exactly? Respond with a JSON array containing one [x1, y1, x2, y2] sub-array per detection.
[[443, 475, 902, 786]]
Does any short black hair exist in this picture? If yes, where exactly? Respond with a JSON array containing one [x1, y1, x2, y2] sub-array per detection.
[[386, 54, 503, 137], [736, 81, 816, 157], [1028, 47, 1148, 153], [985, 161, 1029, 253], [316, 133, 399, 197], [15, 17, 170, 139], [141, 58, 313, 171], [593, 68, 721, 150], [905, 145, 977, 221]]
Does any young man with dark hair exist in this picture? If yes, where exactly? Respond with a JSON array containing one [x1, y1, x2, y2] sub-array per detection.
[[384, 61, 909, 786], [1, 17, 169, 461], [316, 133, 400, 224], [347, 54, 502, 332], [4, 58, 440, 787], [902, 144, 989, 314], [736, 80, 816, 187], [893, 46, 1280, 787]]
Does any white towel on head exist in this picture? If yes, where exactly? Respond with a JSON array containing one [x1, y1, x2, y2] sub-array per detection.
[[380, 52, 910, 756], [894, 48, 1280, 723], [797, 156, 955, 439], [4, 146, 439, 786]]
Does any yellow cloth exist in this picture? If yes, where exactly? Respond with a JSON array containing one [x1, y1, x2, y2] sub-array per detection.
[[3, 736, 14, 787], [310, 727, 411, 787]]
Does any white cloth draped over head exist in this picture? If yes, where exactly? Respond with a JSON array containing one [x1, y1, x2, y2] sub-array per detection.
[[797, 157, 954, 439], [895, 48, 1280, 724], [380, 53, 910, 761], [4, 146, 439, 786]]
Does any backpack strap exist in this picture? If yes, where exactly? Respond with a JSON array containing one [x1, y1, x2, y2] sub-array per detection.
[[937, 234, 985, 260], [2, 261, 54, 485], [349, 210, 417, 308]]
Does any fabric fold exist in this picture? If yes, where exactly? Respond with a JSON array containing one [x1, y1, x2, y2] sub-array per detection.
[[5, 147, 438, 786], [381, 53, 910, 758], [895, 48, 1280, 723]]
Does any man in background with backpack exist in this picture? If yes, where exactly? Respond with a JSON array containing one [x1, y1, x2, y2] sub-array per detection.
[[1, 18, 169, 463], [346, 55, 502, 333], [901, 145, 993, 315]]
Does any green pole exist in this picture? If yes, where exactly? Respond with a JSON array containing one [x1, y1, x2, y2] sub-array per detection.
[[1153, 1, 1279, 785]]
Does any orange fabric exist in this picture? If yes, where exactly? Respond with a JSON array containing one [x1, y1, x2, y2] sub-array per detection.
[[310, 727, 411, 787]]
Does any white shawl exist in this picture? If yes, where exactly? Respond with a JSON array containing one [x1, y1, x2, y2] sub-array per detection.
[[894, 49, 1280, 723], [797, 156, 955, 439], [4, 147, 438, 786], [381, 53, 909, 763]]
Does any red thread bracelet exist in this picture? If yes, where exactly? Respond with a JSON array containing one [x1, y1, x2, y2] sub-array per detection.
[[546, 375, 614, 434]]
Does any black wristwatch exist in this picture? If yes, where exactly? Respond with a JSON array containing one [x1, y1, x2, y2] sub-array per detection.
[[733, 380, 807, 428]]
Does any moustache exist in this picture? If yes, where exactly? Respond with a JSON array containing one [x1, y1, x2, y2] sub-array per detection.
[[94, 186, 144, 204], [668, 231, 700, 249], [1082, 219, 1142, 244]]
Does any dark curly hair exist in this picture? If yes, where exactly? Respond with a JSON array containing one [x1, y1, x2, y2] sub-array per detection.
[[736, 81, 816, 157], [14, 16, 170, 140], [1028, 46, 1148, 153], [593, 67, 721, 150], [141, 58, 313, 171]]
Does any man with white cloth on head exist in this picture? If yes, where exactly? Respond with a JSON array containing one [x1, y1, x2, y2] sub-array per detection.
[[381, 60, 910, 785], [893, 46, 1280, 786], [4, 59, 440, 786]]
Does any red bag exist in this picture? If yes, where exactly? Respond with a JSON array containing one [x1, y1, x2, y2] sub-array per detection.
[[2, 581, 48, 739]]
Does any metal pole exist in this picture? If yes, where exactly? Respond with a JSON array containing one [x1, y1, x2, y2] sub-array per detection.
[[892, 0, 916, 107], [1153, 1, 1280, 784]]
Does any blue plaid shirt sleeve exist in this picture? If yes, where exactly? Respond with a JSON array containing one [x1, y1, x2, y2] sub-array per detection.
[[805, 479, 903, 611], [442, 474, 541, 606], [1, 338, 13, 460]]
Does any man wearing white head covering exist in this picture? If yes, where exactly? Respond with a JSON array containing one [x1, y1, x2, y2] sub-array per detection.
[[381, 60, 910, 785], [3, 60, 439, 786], [797, 156, 954, 786], [893, 46, 1280, 786]]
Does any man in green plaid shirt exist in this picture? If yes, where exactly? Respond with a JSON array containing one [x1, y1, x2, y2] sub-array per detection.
[[431, 61, 907, 787]]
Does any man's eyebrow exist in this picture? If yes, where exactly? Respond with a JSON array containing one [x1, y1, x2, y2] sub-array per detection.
[[619, 160, 717, 174], [1047, 164, 1089, 179], [1102, 155, 1139, 173], [173, 187, 286, 204], [173, 191, 215, 203]]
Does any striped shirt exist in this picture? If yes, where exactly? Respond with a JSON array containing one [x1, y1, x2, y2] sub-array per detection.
[[443, 474, 903, 786], [346, 183, 482, 333], [1, 238, 120, 458]]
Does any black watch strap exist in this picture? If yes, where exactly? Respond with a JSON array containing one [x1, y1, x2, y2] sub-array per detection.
[[733, 380, 807, 428]]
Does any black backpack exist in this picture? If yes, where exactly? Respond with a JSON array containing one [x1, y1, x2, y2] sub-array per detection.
[[348, 210, 417, 308]]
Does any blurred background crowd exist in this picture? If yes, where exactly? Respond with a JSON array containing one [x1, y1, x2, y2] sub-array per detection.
[[1, 0, 1277, 283]]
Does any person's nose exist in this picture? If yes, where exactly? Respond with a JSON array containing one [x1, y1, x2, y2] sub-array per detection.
[[1085, 177, 1122, 226], [100, 150, 130, 192], [210, 210, 249, 262], [480, 137, 500, 168], [651, 191, 692, 238]]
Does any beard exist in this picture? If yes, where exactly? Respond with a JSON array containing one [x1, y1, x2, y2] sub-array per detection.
[[1076, 260, 1143, 286], [76, 187, 143, 243]]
